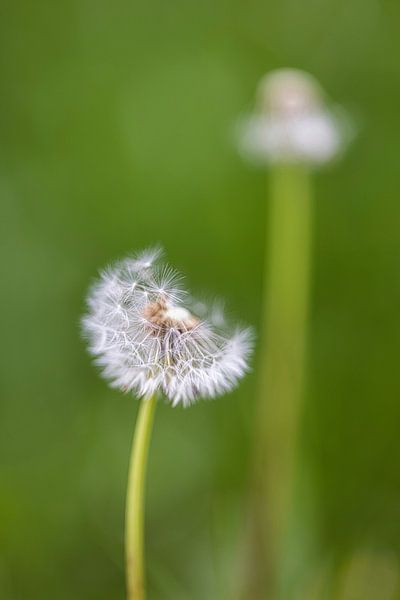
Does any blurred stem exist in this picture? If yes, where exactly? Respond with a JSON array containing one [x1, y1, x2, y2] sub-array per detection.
[[125, 394, 157, 600], [244, 165, 313, 598]]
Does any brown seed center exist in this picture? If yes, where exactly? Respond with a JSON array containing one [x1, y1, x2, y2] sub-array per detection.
[[143, 300, 199, 333]]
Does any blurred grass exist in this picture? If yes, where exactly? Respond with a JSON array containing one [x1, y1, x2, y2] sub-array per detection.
[[1, 0, 400, 598]]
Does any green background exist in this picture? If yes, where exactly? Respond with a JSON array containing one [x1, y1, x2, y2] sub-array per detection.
[[1, 1, 400, 598]]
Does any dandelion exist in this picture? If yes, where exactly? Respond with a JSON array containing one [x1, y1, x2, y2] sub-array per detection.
[[82, 246, 251, 407], [238, 68, 346, 166], [82, 247, 252, 599], [236, 70, 352, 598]]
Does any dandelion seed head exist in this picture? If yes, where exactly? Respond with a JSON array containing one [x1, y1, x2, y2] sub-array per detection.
[[82, 248, 253, 407], [237, 68, 349, 166]]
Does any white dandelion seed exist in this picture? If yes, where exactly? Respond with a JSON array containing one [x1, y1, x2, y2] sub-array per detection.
[[237, 68, 350, 166], [82, 247, 253, 407]]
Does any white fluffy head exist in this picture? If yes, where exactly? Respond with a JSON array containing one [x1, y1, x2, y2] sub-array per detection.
[[82, 247, 253, 407], [238, 68, 347, 166]]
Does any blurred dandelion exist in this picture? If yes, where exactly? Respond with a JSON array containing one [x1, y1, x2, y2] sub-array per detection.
[[238, 68, 349, 166], [82, 247, 252, 600], [236, 69, 350, 598]]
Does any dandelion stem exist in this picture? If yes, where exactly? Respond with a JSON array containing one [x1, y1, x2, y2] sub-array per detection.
[[125, 393, 157, 600], [243, 164, 313, 598], [263, 163, 312, 593]]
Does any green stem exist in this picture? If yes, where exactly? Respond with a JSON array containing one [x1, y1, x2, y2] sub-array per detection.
[[243, 164, 313, 599], [263, 164, 313, 593], [125, 394, 157, 600]]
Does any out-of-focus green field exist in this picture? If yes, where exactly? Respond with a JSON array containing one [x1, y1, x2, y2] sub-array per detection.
[[1, 1, 400, 598]]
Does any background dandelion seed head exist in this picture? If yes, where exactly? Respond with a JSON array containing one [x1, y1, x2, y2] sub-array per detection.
[[237, 68, 351, 166]]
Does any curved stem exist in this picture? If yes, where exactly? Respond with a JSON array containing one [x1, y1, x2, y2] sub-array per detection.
[[125, 394, 157, 600]]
